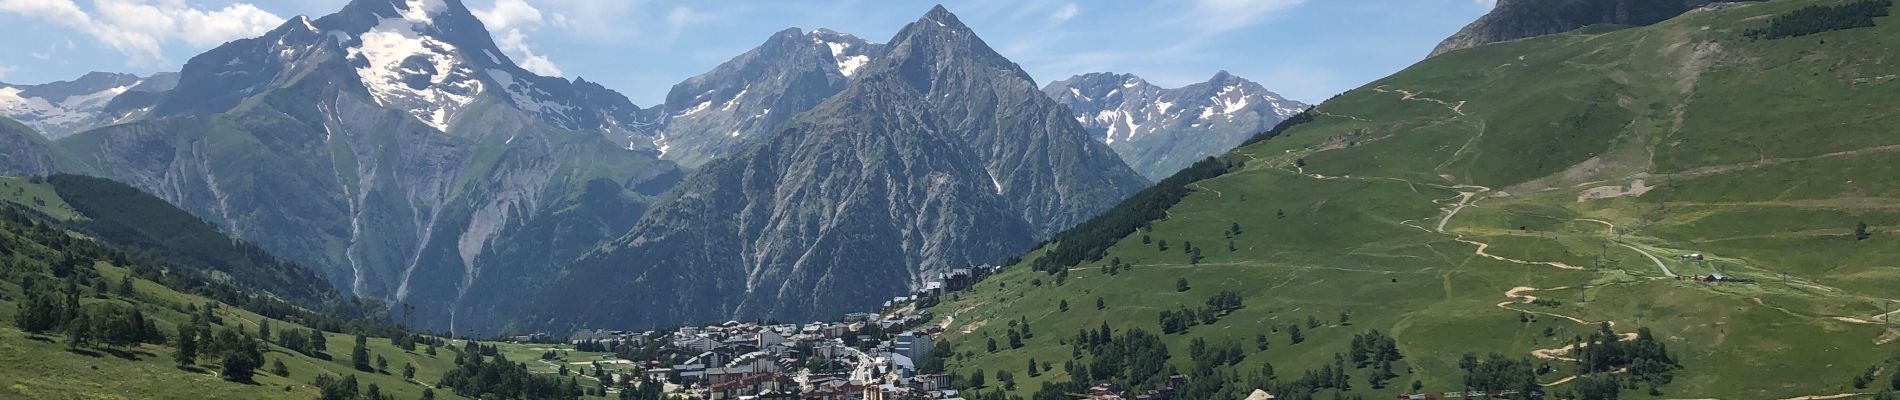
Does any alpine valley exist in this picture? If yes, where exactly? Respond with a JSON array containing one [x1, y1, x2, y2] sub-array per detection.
[[0, 0, 1170, 335], [2, 0, 1898, 399]]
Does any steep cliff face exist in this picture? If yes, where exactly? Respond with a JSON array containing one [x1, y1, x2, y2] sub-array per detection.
[[49, 0, 681, 334], [1431, 0, 1721, 57], [652, 28, 884, 168], [0, 118, 83, 176], [1046, 71, 1306, 180], [526, 6, 1148, 331]]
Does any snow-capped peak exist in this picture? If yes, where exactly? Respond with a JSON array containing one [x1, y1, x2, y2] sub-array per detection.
[[346, 0, 482, 132], [809, 29, 877, 78], [0, 71, 160, 139], [394, 0, 447, 25], [1044, 71, 1309, 178]]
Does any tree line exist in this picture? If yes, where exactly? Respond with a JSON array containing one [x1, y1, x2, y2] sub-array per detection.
[[1746, 0, 1893, 40], [1158, 290, 1245, 334], [1026, 157, 1234, 273]]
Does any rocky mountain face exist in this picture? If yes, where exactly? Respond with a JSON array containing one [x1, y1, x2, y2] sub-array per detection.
[[46, 0, 680, 334], [0, 72, 178, 139], [0, 118, 82, 176], [1431, 0, 1722, 57], [1045, 71, 1306, 180], [650, 28, 884, 168], [526, 6, 1149, 331]]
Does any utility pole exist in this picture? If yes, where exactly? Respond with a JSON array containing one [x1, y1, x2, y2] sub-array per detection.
[[1600, 241, 1610, 270]]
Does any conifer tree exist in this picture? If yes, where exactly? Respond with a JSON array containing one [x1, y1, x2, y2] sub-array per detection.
[[352, 334, 372, 372], [174, 325, 198, 366]]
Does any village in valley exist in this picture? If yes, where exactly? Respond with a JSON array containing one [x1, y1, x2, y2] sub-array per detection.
[[533, 266, 1000, 400]]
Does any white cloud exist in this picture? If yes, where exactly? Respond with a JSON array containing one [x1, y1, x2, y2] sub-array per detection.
[[525, 0, 716, 45], [0, 0, 284, 66], [494, 29, 563, 76], [473, 0, 542, 31], [1049, 3, 1078, 24], [0, 65, 16, 80], [1179, 0, 1306, 38], [473, 0, 563, 77]]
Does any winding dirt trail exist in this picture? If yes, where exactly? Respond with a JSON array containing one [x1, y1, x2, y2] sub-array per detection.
[[1671, 143, 1900, 179], [1292, 164, 1588, 272], [1436, 189, 1485, 233], [1455, 237, 1589, 271], [1372, 86, 1468, 116], [1499, 286, 1642, 365], [1573, 218, 1678, 277], [1573, 218, 1615, 233], [1620, 244, 1678, 278], [1500, 287, 1600, 327], [1190, 182, 1223, 198], [1542, 375, 1580, 386], [1312, 109, 1370, 122], [1530, 334, 1638, 362]]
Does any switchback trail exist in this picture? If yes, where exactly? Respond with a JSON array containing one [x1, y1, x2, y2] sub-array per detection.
[[1371, 85, 1468, 116], [1190, 183, 1223, 198]]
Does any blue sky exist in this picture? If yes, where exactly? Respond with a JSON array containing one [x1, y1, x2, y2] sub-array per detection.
[[0, 0, 1492, 105]]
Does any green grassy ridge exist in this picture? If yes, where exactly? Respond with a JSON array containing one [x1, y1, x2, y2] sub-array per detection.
[[0, 207, 624, 399], [929, 0, 1900, 398], [0, 177, 79, 220], [42, 174, 356, 313], [0, 174, 396, 330]]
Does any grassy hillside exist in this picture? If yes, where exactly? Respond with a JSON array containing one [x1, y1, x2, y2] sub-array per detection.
[[0, 189, 631, 399], [0, 177, 79, 220], [928, 1, 1900, 399]]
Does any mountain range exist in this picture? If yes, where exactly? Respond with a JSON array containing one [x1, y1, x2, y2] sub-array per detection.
[[2, 0, 1897, 398], [647, 28, 885, 169], [523, 6, 1150, 331], [23, 0, 684, 334], [0, 0, 1214, 334], [0, 71, 177, 140], [1045, 71, 1306, 180]]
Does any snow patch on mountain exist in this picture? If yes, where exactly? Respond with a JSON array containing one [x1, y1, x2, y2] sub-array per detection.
[[0, 88, 68, 125], [0, 79, 140, 138], [651, 132, 671, 156], [1045, 71, 1308, 179], [486, 69, 575, 119], [817, 37, 871, 77], [676, 99, 713, 117], [349, 8, 485, 132], [721, 89, 748, 111]]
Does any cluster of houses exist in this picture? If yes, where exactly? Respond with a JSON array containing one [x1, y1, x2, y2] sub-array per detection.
[[1078, 378, 1193, 400], [889, 266, 999, 309], [557, 266, 1002, 400]]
